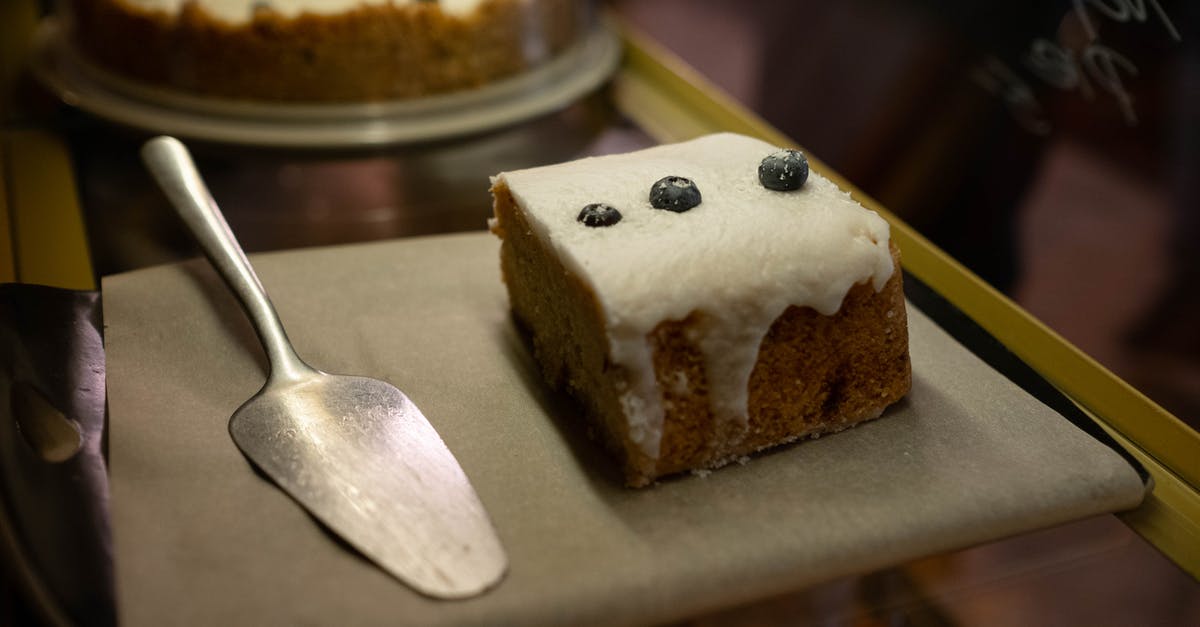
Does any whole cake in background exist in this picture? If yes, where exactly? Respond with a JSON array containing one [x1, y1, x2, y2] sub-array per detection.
[[63, 0, 585, 102], [490, 133, 912, 487]]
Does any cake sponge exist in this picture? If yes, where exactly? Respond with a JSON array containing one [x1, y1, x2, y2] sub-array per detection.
[[490, 133, 910, 486]]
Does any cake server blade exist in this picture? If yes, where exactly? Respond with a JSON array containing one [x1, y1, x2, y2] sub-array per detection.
[[141, 136, 507, 599]]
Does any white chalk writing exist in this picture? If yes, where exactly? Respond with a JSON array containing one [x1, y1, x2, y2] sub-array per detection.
[[976, 0, 1180, 131], [1072, 0, 1181, 43]]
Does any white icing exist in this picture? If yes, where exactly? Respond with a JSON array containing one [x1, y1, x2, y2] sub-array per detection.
[[121, 0, 488, 23], [497, 133, 895, 460]]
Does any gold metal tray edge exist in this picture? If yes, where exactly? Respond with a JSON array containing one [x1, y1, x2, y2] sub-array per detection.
[[610, 17, 1200, 578]]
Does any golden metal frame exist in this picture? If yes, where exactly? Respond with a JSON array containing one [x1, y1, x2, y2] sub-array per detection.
[[611, 21, 1199, 578]]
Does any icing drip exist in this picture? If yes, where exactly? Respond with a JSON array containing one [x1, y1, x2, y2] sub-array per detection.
[[497, 133, 894, 459]]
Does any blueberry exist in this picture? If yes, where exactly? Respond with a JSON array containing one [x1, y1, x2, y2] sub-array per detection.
[[758, 149, 809, 191], [649, 176, 702, 212], [577, 203, 622, 227]]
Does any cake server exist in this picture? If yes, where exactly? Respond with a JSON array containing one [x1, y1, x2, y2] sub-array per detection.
[[141, 136, 507, 599]]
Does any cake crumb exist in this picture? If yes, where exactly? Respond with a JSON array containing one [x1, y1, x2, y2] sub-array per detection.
[[736, 456, 751, 465], [668, 370, 690, 395], [691, 468, 712, 478]]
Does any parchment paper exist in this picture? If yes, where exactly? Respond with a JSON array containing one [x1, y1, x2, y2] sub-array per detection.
[[102, 232, 1145, 626]]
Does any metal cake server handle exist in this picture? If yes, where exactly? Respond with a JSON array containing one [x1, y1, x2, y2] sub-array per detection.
[[141, 135, 507, 599]]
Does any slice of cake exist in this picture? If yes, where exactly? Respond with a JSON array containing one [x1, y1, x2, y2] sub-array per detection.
[[490, 133, 911, 487], [63, 0, 584, 102]]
